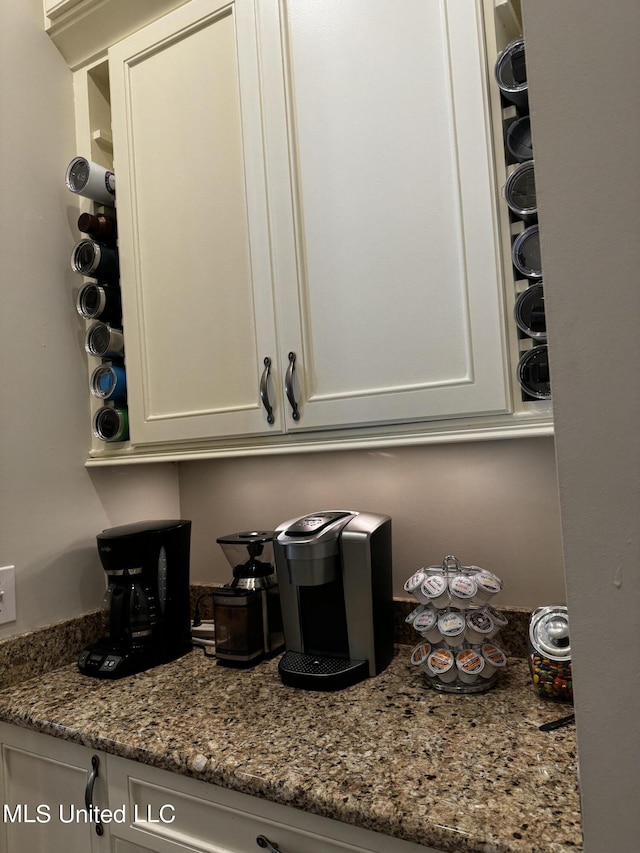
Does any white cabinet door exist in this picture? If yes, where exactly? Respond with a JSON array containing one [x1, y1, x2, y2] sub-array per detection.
[[109, 0, 282, 446], [107, 753, 438, 853], [0, 724, 110, 853], [259, 0, 510, 431]]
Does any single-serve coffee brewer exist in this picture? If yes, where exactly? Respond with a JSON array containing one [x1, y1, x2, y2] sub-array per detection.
[[79, 519, 192, 679], [274, 510, 393, 690], [213, 531, 284, 666]]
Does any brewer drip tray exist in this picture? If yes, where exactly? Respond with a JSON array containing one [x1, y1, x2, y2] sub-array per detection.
[[278, 650, 368, 691]]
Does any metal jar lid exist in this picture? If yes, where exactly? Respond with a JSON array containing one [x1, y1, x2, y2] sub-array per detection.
[[512, 224, 543, 279], [495, 39, 528, 110], [504, 160, 537, 219], [514, 283, 546, 340], [93, 406, 129, 442], [518, 345, 551, 399], [529, 605, 571, 661]]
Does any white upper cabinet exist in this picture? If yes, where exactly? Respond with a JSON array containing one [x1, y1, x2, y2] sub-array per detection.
[[109, 0, 282, 444], [55, 0, 546, 462], [258, 0, 510, 432]]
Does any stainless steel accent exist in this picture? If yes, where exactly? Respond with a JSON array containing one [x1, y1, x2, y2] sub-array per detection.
[[274, 510, 393, 683], [260, 357, 275, 424], [285, 351, 300, 420], [530, 605, 571, 661], [85, 322, 125, 358], [84, 755, 104, 836]]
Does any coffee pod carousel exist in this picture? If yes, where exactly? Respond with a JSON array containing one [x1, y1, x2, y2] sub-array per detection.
[[404, 555, 509, 694]]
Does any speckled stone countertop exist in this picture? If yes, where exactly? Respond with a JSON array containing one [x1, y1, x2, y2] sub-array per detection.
[[0, 644, 581, 853]]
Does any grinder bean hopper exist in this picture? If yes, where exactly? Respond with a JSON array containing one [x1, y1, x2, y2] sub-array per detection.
[[213, 531, 284, 666]]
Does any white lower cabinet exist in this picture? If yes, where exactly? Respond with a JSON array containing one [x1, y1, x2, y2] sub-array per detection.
[[0, 724, 441, 853], [0, 724, 110, 853], [107, 753, 438, 853]]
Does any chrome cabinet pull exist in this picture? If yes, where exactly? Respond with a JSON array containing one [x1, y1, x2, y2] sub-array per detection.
[[84, 754, 104, 836], [260, 357, 275, 424], [256, 835, 280, 851], [284, 351, 300, 421]]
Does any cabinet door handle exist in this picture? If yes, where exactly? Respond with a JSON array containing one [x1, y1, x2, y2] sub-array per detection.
[[84, 754, 104, 836], [260, 357, 275, 424], [256, 835, 281, 851], [284, 351, 300, 421]]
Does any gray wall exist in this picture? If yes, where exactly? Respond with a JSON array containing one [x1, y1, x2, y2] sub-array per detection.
[[179, 436, 565, 608], [0, 0, 180, 637], [524, 2, 640, 850]]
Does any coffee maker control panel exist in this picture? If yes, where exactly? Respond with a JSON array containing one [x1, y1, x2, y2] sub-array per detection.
[[284, 511, 353, 537]]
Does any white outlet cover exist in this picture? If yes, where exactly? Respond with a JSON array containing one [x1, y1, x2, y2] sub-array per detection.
[[0, 566, 16, 625]]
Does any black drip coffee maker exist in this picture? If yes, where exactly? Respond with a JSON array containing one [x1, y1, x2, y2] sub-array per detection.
[[212, 531, 284, 666], [79, 520, 192, 678]]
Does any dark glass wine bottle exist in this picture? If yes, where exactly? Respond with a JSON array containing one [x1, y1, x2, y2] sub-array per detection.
[[78, 211, 117, 241]]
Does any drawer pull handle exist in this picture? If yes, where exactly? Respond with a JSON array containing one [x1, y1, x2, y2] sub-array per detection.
[[84, 754, 104, 836], [285, 351, 300, 421], [256, 836, 280, 851], [260, 357, 275, 424]]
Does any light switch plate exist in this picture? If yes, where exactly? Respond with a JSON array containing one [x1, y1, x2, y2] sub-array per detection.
[[0, 566, 16, 625]]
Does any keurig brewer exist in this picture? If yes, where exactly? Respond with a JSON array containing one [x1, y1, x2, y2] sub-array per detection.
[[79, 519, 192, 679], [273, 510, 393, 690]]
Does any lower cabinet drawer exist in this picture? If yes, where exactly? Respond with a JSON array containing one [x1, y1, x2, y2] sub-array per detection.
[[107, 755, 437, 853]]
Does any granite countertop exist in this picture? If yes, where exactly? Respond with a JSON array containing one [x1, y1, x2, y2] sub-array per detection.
[[0, 645, 581, 853]]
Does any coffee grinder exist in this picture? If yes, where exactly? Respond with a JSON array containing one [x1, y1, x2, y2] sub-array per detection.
[[78, 519, 192, 678], [273, 510, 394, 690], [212, 531, 284, 666]]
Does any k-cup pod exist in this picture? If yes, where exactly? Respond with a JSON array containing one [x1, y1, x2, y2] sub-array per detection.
[[426, 648, 457, 684], [405, 603, 427, 625], [494, 38, 528, 111], [76, 282, 122, 326], [410, 641, 432, 670], [449, 573, 478, 606], [485, 605, 509, 638], [465, 609, 495, 644], [512, 224, 542, 279], [470, 568, 503, 605], [421, 573, 450, 609], [518, 345, 551, 400], [93, 406, 129, 442], [456, 649, 485, 685], [437, 610, 466, 647], [413, 608, 443, 644], [71, 239, 119, 282], [65, 157, 115, 205], [514, 283, 546, 341], [504, 160, 537, 221], [505, 116, 533, 163], [404, 569, 429, 604], [480, 643, 507, 679], [90, 364, 127, 403], [85, 322, 125, 359]]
